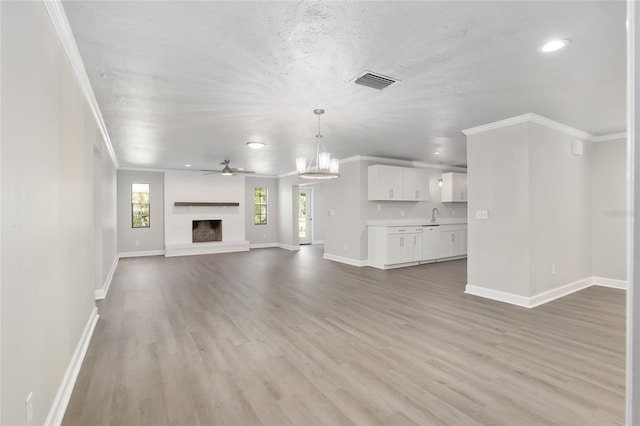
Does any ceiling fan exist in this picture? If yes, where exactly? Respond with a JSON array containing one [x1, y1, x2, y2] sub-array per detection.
[[202, 160, 255, 176]]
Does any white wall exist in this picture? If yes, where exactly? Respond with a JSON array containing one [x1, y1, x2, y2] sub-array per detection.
[[467, 118, 624, 303], [592, 138, 627, 280], [277, 174, 300, 249], [245, 176, 279, 246], [529, 123, 592, 295], [1, 2, 111, 423], [164, 171, 246, 247], [101, 152, 117, 283], [466, 123, 532, 296], [323, 161, 363, 260], [310, 183, 324, 243], [117, 170, 165, 254]]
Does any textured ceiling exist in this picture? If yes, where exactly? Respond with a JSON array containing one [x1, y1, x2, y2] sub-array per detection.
[[63, 1, 626, 175]]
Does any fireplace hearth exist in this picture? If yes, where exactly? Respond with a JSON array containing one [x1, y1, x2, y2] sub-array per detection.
[[192, 220, 222, 243]]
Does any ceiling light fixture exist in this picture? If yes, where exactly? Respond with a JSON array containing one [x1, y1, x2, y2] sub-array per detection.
[[538, 39, 570, 53], [246, 141, 265, 149], [438, 177, 444, 187], [296, 108, 340, 180], [434, 152, 440, 155], [184, 164, 192, 167]]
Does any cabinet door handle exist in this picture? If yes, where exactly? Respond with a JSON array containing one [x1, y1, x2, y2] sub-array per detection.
[[451, 233, 456, 242], [415, 190, 419, 199], [414, 236, 417, 245], [391, 189, 394, 198], [400, 236, 404, 246]]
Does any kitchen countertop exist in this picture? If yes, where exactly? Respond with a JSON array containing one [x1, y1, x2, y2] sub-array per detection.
[[367, 218, 467, 226]]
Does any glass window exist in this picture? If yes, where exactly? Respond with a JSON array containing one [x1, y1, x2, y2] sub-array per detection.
[[132, 183, 150, 228], [254, 187, 267, 225]]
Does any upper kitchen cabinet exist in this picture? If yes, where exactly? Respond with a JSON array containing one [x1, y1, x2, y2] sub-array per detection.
[[368, 165, 429, 201], [441, 172, 467, 202]]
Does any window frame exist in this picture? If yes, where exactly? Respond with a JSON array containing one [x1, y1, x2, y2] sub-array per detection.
[[254, 186, 268, 225], [131, 183, 150, 228]]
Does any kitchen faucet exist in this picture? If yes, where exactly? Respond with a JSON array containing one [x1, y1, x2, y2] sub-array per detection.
[[431, 207, 440, 223]]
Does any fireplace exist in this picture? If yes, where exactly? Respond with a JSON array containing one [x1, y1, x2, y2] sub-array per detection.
[[192, 220, 222, 243]]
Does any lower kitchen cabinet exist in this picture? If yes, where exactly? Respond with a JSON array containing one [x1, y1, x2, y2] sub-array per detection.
[[368, 226, 422, 269], [438, 224, 468, 258], [368, 223, 467, 270]]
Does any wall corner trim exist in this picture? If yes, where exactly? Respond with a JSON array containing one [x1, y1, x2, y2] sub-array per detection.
[[44, 307, 99, 426], [94, 256, 118, 300], [322, 253, 368, 267], [43, 0, 119, 168]]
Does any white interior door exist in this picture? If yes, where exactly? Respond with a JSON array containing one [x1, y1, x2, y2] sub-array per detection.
[[299, 188, 312, 245]]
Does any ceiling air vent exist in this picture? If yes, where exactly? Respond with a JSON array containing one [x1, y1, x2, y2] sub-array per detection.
[[354, 71, 398, 90]]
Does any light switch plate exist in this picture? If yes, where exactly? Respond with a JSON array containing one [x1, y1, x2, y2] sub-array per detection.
[[476, 210, 489, 220]]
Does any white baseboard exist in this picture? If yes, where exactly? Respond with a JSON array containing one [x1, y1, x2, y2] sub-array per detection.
[[45, 307, 99, 426], [528, 278, 593, 308], [312, 240, 325, 245], [250, 242, 279, 249], [165, 241, 250, 257], [592, 276, 629, 289], [464, 285, 532, 308], [323, 253, 368, 267], [277, 243, 300, 251], [95, 256, 118, 300], [466, 275, 627, 309], [118, 249, 165, 258]]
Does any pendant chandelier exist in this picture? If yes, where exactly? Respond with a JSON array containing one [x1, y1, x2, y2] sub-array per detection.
[[296, 108, 340, 180]]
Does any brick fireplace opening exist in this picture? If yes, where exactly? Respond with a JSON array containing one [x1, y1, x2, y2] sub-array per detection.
[[192, 220, 222, 243]]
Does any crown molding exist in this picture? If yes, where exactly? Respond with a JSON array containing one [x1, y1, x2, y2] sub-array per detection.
[[591, 132, 627, 143], [462, 113, 625, 143], [44, 0, 119, 168]]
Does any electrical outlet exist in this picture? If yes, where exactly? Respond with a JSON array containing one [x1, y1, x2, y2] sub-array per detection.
[[262, 234, 266, 239], [135, 240, 140, 246], [551, 264, 557, 275], [25, 392, 33, 426], [343, 244, 348, 252], [475, 210, 489, 220], [377, 204, 381, 210], [400, 210, 406, 217]]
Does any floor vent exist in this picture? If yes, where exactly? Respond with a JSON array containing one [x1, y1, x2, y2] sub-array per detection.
[[354, 71, 397, 90]]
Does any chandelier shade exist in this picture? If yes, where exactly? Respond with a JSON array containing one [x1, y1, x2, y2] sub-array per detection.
[[296, 108, 340, 180]]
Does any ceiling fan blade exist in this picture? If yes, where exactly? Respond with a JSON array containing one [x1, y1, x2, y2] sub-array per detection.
[[201, 169, 223, 175], [230, 169, 256, 174]]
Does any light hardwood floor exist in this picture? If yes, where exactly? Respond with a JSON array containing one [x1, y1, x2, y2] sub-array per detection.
[[63, 246, 625, 425]]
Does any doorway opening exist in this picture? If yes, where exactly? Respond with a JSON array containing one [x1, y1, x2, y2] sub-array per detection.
[[299, 188, 312, 244]]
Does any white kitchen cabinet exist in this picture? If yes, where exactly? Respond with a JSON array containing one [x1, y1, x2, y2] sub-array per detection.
[[421, 225, 440, 261], [368, 165, 402, 200], [441, 172, 467, 202], [438, 224, 468, 258], [368, 165, 429, 201], [368, 226, 422, 269], [412, 168, 429, 201]]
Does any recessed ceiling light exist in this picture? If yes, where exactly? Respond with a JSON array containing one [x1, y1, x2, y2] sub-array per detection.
[[434, 152, 440, 155], [184, 164, 192, 167], [538, 39, 570, 53], [246, 141, 265, 149]]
